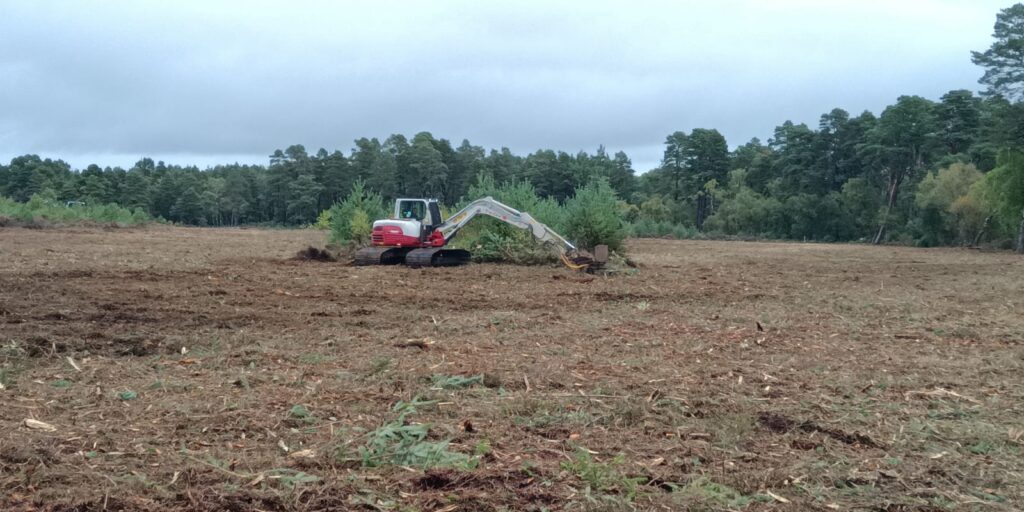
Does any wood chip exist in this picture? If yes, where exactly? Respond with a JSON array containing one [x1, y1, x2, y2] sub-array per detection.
[[288, 449, 316, 459], [24, 419, 57, 432], [67, 356, 81, 372], [1008, 428, 1023, 443], [766, 490, 790, 503], [248, 473, 265, 486], [395, 338, 434, 350], [905, 388, 980, 404]]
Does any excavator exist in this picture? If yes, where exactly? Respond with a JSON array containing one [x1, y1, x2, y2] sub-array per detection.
[[354, 197, 603, 270]]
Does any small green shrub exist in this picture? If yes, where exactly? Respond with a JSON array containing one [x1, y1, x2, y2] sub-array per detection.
[[564, 178, 626, 251], [310, 209, 331, 230], [349, 209, 372, 246], [326, 181, 387, 246]]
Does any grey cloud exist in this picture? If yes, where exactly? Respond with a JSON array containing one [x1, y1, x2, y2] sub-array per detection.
[[0, 0, 1008, 171]]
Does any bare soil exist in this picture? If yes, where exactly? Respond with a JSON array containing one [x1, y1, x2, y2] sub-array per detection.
[[1, 225, 1022, 511]]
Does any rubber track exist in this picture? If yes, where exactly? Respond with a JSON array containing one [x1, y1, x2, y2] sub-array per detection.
[[354, 247, 412, 266], [405, 248, 472, 268]]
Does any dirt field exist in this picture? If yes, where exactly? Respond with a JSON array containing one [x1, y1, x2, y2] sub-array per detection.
[[1, 226, 1022, 511]]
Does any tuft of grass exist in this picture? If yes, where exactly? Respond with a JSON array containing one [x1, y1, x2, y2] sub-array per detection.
[[473, 440, 492, 457], [968, 440, 994, 455], [0, 368, 17, 390], [353, 398, 478, 470], [290, 404, 316, 424], [298, 353, 332, 364], [367, 357, 391, 377], [50, 379, 72, 388], [702, 412, 755, 449], [561, 447, 645, 500], [264, 468, 320, 488], [0, 341, 27, 390], [672, 477, 759, 508], [431, 374, 483, 390]]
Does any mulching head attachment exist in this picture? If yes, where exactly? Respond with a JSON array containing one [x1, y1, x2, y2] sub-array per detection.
[[561, 244, 609, 271]]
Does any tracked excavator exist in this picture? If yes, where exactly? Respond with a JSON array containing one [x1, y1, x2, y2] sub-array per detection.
[[354, 197, 602, 270]]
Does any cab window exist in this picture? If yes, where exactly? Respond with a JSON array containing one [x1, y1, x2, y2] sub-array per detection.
[[398, 200, 427, 221]]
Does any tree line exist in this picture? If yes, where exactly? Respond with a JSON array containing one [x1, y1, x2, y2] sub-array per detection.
[[636, 91, 1023, 247], [2, 3, 1023, 251], [0, 136, 635, 227]]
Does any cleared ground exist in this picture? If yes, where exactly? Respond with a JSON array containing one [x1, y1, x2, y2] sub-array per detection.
[[1, 225, 1022, 511]]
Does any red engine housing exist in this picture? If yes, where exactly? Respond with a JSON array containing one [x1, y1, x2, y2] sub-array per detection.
[[371, 225, 445, 247]]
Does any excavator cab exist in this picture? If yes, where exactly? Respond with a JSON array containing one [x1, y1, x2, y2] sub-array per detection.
[[358, 198, 466, 267], [394, 199, 442, 231]]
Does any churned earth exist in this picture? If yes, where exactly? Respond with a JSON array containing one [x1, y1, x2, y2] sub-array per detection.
[[1, 225, 1022, 511]]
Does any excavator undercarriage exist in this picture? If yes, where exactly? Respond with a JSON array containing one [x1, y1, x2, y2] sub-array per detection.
[[404, 248, 472, 268], [353, 247, 411, 266]]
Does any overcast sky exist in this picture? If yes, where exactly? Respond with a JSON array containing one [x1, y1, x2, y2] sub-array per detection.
[[0, 0, 1008, 172]]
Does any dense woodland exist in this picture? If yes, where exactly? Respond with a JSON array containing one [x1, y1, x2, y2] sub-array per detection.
[[3, 4, 1024, 250]]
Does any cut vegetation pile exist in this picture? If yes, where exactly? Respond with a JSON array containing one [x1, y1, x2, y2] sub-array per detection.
[[293, 246, 337, 262]]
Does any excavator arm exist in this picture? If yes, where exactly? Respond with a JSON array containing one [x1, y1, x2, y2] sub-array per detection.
[[436, 197, 592, 269], [438, 197, 573, 249]]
